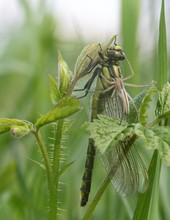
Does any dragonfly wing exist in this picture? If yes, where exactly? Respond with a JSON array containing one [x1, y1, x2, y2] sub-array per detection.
[[97, 92, 148, 196], [98, 137, 149, 196], [103, 91, 128, 120]]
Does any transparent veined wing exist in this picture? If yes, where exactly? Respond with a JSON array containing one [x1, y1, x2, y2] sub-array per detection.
[[98, 137, 149, 196]]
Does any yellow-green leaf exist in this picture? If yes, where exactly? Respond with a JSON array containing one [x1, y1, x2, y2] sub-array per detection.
[[49, 74, 61, 104], [35, 96, 81, 129]]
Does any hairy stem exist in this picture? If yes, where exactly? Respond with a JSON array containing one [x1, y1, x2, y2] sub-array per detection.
[[33, 130, 57, 220]]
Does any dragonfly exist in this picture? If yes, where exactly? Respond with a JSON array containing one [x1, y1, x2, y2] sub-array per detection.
[[75, 36, 149, 206]]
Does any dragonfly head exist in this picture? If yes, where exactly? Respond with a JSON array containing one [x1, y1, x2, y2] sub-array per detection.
[[106, 45, 125, 61]]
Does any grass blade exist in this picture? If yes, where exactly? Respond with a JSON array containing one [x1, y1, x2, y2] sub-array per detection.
[[133, 151, 161, 220], [157, 0, 167, 88]]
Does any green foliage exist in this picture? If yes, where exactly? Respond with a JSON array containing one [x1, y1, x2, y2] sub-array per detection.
[[0, 46, 81, 220], [0, 118, 34, 137], [49, 74, 61, 104], [58, 51, 73, 97], [87, 114, 170, 166], [87, 115, 128, 154], [35, 97, 81, 130], [0, 0, 169, 219], [156, 83, 170, 116], [139, 83, 158, 125]]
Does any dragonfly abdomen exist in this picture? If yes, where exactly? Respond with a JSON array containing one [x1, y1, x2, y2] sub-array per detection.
[[80, 138, 96, 206]]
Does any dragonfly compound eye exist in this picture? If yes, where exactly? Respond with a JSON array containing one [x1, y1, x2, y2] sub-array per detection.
[[106, 47, 125, 61]]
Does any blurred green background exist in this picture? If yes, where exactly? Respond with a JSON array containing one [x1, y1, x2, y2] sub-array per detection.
[[0, 0, 169, 219]]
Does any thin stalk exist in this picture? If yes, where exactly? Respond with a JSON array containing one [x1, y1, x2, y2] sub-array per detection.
[[146, 110, 170, 128], [33, 130, 57, 220], [82, 174, 110, 220], [52, 119, 64, 214]]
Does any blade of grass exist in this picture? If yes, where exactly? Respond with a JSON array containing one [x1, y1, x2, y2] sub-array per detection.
[[157, 0, 167, 88], [133, 151, 161, 220]]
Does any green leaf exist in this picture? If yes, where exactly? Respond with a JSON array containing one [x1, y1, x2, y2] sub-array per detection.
[[156, 82, 170, 116], [128, 86, 156, 124], [151, 127, 170, 166], [133, 124, 170, 166], [139, 82, 158, 125], [0, 126, 10, 134], [49, 74, 61, 104], [35, 96, 81, 129], [74, 35, 117, 80], [0, 118, 34, 137], [58, 51, 72, 96], [88, 114, 170, 165], [87, 115, 128, 154]]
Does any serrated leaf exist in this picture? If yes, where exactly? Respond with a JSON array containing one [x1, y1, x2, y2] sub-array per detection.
[[87, 115, 128, 153], [35, 97, 81, 129], [49, 74, 61, 104], [58, 51, 72, 96], [88, 114, 170, 165], [156, 83, 170, 116], [139, 82, 158, 125], [152, 127, 170, 166], [133, 124, 170, 166], [0, 118, 34, 137], [128, 89, 149, 123]]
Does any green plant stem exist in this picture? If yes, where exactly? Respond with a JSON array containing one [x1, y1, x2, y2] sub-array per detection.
[[33, 130, 57, 220], [66, 76, 80, 96], [146, 110, 170, 128], [53, 120, 64, 180], [82, 175, 111, 220]]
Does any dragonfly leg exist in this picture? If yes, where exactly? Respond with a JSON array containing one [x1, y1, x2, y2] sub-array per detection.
[[74, 68, 100, 98], [123, 54, 135, 80], [75, 67, 102, 98], [100, 73, 115, 85], [124, 82, 150, 88], [98, 44, 105, 59]]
